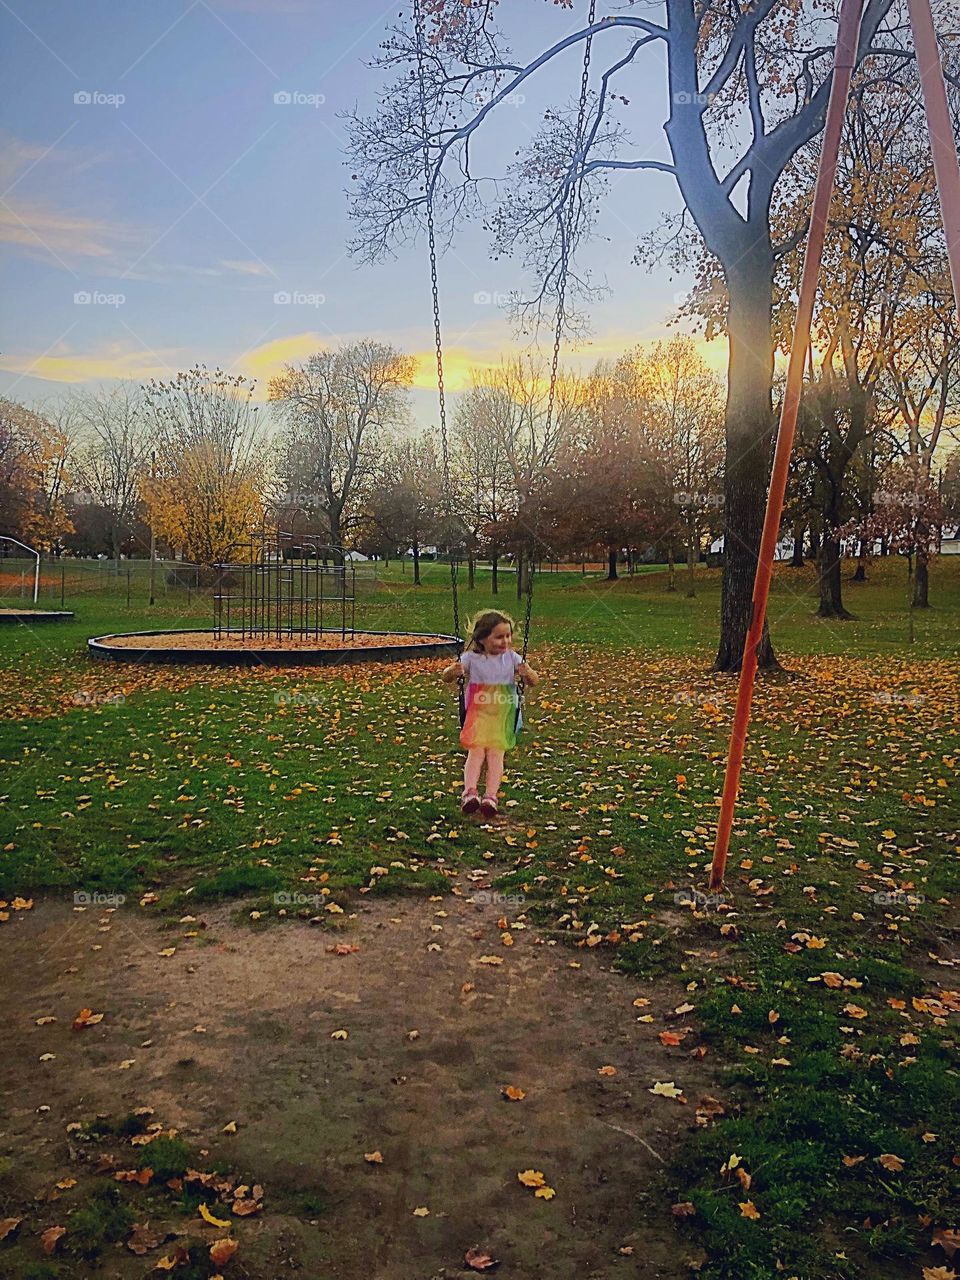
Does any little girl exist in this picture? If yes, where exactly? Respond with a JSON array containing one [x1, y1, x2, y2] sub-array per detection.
[[442, 609, 539, 817]]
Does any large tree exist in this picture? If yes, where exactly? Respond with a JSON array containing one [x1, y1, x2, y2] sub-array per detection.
[[621, 337, 724, 595], [452, 388, 512, 592], [0, 399, 48, 545], [71, 383, 153, 563], [368, 432, 445, 583], [452, 357, 580, 597], [774, 59, 959, 616], [269, 341, 415, 556], [141, 366, 266, 567], [345, 0, 903, 669]]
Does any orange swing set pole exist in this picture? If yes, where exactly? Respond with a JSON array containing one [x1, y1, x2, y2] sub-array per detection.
[[907, 0, 960, 312], [708, 0, 867, 891]]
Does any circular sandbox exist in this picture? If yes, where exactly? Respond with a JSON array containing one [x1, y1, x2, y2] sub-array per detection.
[[87, 628, 461, 666], [0, 608, 74, 623]]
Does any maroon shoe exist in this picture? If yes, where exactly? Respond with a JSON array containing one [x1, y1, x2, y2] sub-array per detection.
[[479, 794, 499, 818], [461, 788, 480, 815]]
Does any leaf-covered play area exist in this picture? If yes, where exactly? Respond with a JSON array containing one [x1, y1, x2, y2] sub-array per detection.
[[1, 562, 957, 1280]]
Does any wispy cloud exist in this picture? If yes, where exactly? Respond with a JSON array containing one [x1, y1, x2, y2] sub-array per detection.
[[0, 200, 139, 261], [218, 258, 272, 276], [207, 0, 314, 12], [0, 341, 183, 385]]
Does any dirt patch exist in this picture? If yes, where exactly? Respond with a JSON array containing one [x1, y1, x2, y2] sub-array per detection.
[[0, 869, 720, 1278]]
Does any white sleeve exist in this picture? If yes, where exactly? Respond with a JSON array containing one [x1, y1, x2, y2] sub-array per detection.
[[460, 651, 471, 678], [512, 650, 523, 669]]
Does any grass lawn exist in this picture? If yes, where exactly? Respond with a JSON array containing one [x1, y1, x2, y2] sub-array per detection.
[[0, 554, 957, 1279]]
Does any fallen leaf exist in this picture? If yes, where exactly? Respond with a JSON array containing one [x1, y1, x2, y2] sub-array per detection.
[[932, 1228, 960, 1260], [71, 1008, 104, 1030], [209, 1238, 238, 1267], [41, 1225, 66, 1254], [199, 1203, 231, 1228], [127, 1222, 165, 1255], [465, 1246, 500, 1271], [649, 1081, 683, 1098], [877, 1153, 905, 1172]]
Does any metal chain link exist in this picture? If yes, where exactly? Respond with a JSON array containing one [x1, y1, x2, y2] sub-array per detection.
[[520, 0, 596, 672], [415, 0, 595, 723], [414, 0, 465, 722]]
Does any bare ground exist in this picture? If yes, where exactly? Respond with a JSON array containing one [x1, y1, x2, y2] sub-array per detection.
[[0, 862, 720, 1279]]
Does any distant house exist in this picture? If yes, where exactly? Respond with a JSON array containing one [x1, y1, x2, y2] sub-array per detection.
[[343, 550, 369, 562], [707, 535, 795, 567], [942, 526, 960, 556]]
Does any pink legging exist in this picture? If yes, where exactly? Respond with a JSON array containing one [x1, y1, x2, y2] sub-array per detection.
[[464, 747, 505, 797]]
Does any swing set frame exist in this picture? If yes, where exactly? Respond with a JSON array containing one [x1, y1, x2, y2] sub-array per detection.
[[710, 0, 960, 888], [411, 0, 958, 870]]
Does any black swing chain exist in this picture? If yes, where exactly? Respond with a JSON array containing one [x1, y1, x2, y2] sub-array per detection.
[[414, 0, 595, 723], [518, 0, 596, 709], [413, 0, 466, 721]]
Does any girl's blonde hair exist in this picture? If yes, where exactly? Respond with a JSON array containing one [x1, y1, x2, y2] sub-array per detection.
[[465, 608, 515, 653]]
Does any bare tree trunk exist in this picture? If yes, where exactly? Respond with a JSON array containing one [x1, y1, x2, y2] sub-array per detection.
[[607, 547, 618, 581], [666, 543, 676, 592], [412, 540, 421, 586], [852, 540, 866, 582], [809, 522, 821, 561], [491, 553, 498, 595], [714, 264, 777, 672], [790, 522, 805, 567], [817, 525, 852, 618], [912, 537, 929, 608], [686, 517, 697, 598], [468, 554, 475, 591]]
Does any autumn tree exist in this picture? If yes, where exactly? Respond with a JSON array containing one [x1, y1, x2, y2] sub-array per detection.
[[71, 383, 153, 563], [942, 446, 960, 531], [269, 341, 415, 558], [8, 399, 78, 556], [543, 379, 665, 579], [0, 398, 48, 545], [771, 60, 958, 617], [452, 392, 511, 592], [623, 337, 724, 595], [882, 274, 960, 606], [368, 432, 445, 583], [453, 357, 581, 597], [142, 366, 266, 568], [843, 458, 944, 615], [346, 0, 903, 669]]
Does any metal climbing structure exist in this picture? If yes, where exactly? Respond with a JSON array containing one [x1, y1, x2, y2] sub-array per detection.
[[212, 529, 359, 643]]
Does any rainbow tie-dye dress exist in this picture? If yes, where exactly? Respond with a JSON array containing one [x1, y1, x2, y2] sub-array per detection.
[[459, 648, 522, 751]]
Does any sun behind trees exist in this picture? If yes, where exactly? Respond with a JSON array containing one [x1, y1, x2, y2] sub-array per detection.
[[344, 0, 926, 669]]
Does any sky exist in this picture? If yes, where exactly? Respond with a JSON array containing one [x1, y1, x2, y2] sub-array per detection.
[[0, 0, 728, 426]]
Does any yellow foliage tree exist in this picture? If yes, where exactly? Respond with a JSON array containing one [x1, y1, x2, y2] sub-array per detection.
[[142, 367, 266, 566]]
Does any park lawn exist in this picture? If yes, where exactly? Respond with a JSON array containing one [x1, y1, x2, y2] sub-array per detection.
[[0, 555, 958, 1278]]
